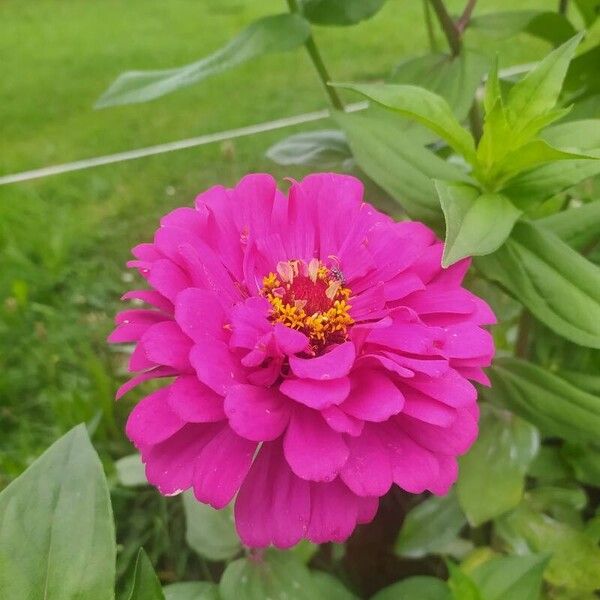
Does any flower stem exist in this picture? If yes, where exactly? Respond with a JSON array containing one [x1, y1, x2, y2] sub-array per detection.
[[516, 310, 532, 358], [423, 0, 438, 51], [286, 0, 344, 110], [558, 0, 569, 15], [428, 0, 461, 56]]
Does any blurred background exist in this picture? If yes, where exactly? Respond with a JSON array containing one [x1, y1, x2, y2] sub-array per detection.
[[0, 0, 567, 589]]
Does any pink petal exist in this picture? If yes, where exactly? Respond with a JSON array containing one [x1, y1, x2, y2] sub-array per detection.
[[140, 321, 193, 371], [284, 406, 349, 482], [280, 377, 350, 410], [341, 370, 404, 422], [357, 496, 379, 524], [224, 384, 291, 441], [273, 323, 310, 354], [168, 375, 225, 422], [308, 480, 358, 544], [148, 259, 192, 303], [405, 369, 476, 408], [116, 366, 177, 400], [193, 427, 257, 509], [401, 387, 457, 426], [429, 455, 459, 495], [175, 288, 227, 343], [321, 405, 364, 436], [189, 338, 246, 395], [289, 341, 355, 380]]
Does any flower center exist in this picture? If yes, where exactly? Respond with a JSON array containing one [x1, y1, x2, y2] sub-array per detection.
[[261, 258, 354, 353]]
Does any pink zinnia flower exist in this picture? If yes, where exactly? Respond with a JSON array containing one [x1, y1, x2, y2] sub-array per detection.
[[110, 173, 495, 548]]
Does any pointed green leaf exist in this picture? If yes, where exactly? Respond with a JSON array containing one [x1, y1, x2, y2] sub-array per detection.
[[96, 14, 310, 107], [163, 582, 219, 600], [395, 491, 466, 558], [475, 221, 600, 347], [436, 182, 521, 267], [506, 34, 583, 128], [311, 572, 358, 599], [128, 549, 165, 600], [447, 562, 483, 600], [573, 0, 600, 25], [457, 407, 540, 526], [471, 554, 548, 600], [537, 200, 600, 250], [487, 357, 600, 443], [0, 425, 115, 600], [183, 492, 241, 561], [266, 130, 352, 168], [371, 577, 451, 600], [334, 110, 468, 223], [483, 57, 501, 116], [300, 0, 387, 25], [333, 83, 477, 163]]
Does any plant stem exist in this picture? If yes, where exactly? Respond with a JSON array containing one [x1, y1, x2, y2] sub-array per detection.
[[457, 0, 478, 33], [423, 0, 438, 51], [428, 0, 461, 56], [516, 310, 532, 358], [286, 0, 344, 110], [558, 0, 569, 15]]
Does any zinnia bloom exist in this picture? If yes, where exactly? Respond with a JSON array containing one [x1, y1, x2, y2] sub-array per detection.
[[110, 173, 495, 547]]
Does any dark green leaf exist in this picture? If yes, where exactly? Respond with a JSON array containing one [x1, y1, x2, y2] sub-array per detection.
[[528, 446, 572, 483], [436, 181, 521, 267], [311, 572, 358, 599], [475, 221, 600, 348], [163, 582, 220, 600], [0, 425, 115, 599], [183, 492, 241, 561], [96, 14, 310, 107], [219, 549, 319, 600], [486, 357, 600, 443], [333, 83, 477, 162], [537, 201, 600, 251], [457, 407, 539, 526], [470, 11, 577, 46], [562, 443, 600, 487], [300, 0, 386, 25], [128, 549, 165, 600], [334, 110, 467, 223], [573, 0, 600, 25], [559, 368, 600, 394], [471, 554, 548, 600], [391, 51, 489, 122], [266, 130, 352, 168], [371, 576, 451, 600], [395, 491, 466, 559]]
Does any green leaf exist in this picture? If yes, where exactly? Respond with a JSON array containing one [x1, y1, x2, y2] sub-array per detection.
[[311, 572, 358, 599], [559, 369, 600, 394], [573, 0, 600, 25], [96, 14, 310, 107], [163, 582, 220, 600], [128, 549, 165, 600], [562, 443, 600, 487], [395, 491, 466, 559], [300, 0, 386, 25], [528, 446, 572, 484], [266, 130, 352, 168], [470, 11, 577, 46], [0, 425, 115, 600], [505, 34, 583, 129], [115, 452, 147, 487], [436, 181, 521, 267], [541, 119, 600, 150], [475, 221, 600, 348], [537, 201, 600, 250], [486, 357, 600, 443], [334, 110, 467, 223], [333, 82, 477, 163], [447, 562, 483, 600], [457, 406, 539, 526], [183, 492, 241, 561], [497, 504, 600, 592], [371, 576, 451, 600], [391, 51, 489, 122], [219, 549, 320, 600], [471, 554, 548, 600]]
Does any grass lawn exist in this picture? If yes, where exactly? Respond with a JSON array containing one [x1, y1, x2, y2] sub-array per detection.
[[0, 0, 552, 581]]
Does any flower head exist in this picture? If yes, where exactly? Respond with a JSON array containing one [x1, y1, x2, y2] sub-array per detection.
[[110, 173, 495, 547]]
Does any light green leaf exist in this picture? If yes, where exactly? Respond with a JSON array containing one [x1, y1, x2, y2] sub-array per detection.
[[395, 491, 466, 559], [371, 576, 451, 600], [471, 554, 548, 600], [334, 110, 468, 223], [0, 424, 115, 600], [311, 572, 358, 599], [537, 201, 600, 250], [183, 492, 241, 561], [457, 406, 539, 526], [470, 11, 577, 46], [333, 83, 477, 163], [391, 51, 489, 122], [541, 119, 600, 150], [436, 182, 521, 267], [497, 504, 600, 592], [447, 562, 483, 600], [300, 0, 386, 25], [486, 357, 600, 443], [559, 369, 600, 394], [115, 452, 147, 487], [266, 130, 352, 168], [506, 34, 583, 129], [475, 221, 600, 348], [96, 14, 310, 107], [128, 549, 165, 600], [219, 550, 319, 600], [163, 582, 220, 600]]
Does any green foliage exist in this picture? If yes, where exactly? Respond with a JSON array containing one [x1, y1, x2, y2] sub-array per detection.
[[371, 576, 451, 600], [127, 549, 165, 600], [163, 582, 220, 600], [299, 0, 387, 26], [266, 130, 352, 168]]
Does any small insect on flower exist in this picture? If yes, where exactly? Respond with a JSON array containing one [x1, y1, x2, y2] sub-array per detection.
[[110, 173, 496, 548]]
